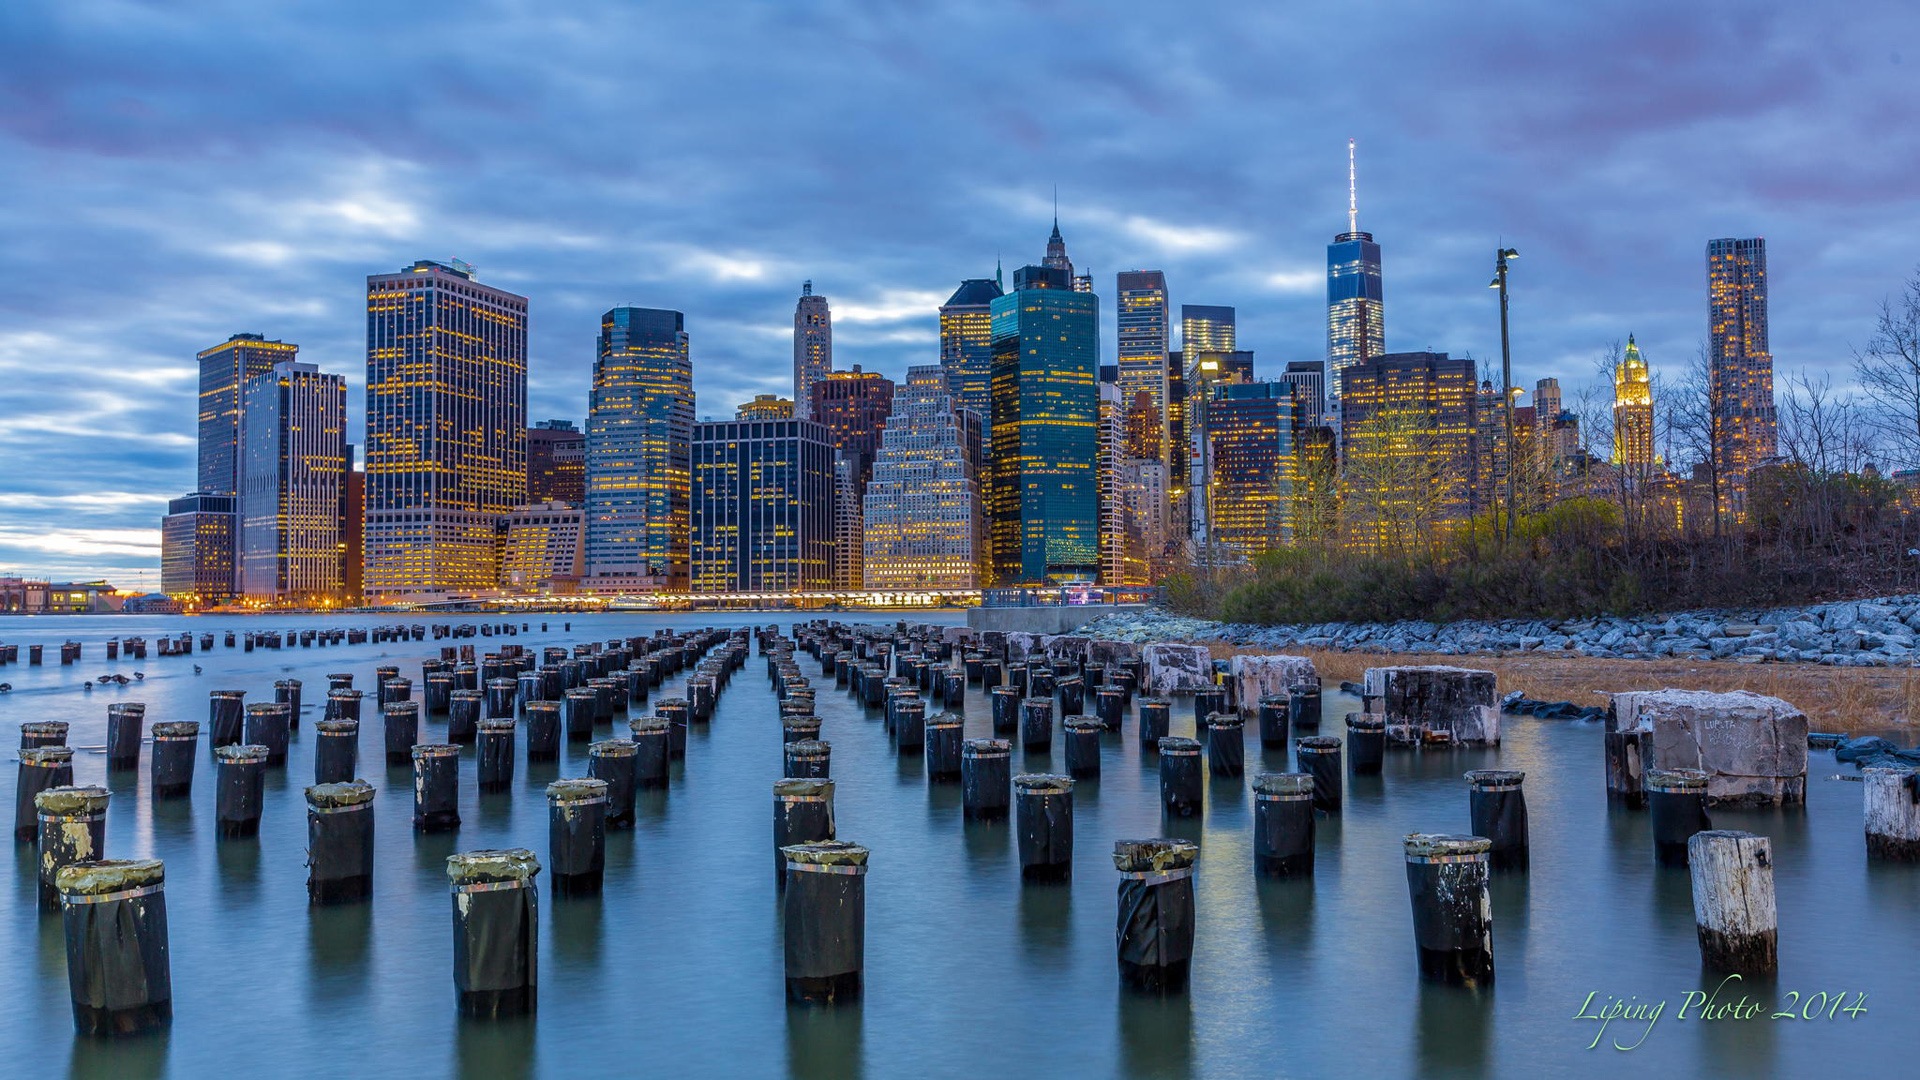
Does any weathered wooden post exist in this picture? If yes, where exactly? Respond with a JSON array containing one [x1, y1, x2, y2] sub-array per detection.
[[1688, 830, 1777, 974], [58, 859, 171, 1035], [1863, 767, 1920, 861], [1465, 770, 1529, 871], [447, 849, 540, 1017], [780, 840, 867, 1004], [1113, 838, 1198, 994], [1252, 773, 1314, 877], [1404, 834, 1493, 987]]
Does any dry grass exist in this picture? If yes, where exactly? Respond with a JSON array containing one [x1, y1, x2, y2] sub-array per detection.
[[1204, 644, 1920, 735]]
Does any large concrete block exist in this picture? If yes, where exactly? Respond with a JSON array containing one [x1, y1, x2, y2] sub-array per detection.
[[1041, 635, 1092, 665], [1229, 654, 1319, 715], [1607, 689, 1807, 807], [1142, 644, 1215, 696], [1363, 665, 1500, 745], [1003, 632, 1042, 663], [1087, 639, 1141, 667]]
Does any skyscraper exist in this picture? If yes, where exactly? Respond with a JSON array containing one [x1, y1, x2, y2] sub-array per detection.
[[1614, 336, 1655, 475], [585, 306, 694, 592], [527, 419, 585, 503], [160, 493, 237, 606], [939, 277, 1003, 435], [199, 333, 300, 498], [811, 366, 895, 589], [497, 501, 585, 593], [1339, 352, 1478, 551], [1180, 305, 1236, 363], [1116, 271, 1171, 464], [1283, 361, 1328, 428], [1708, 238, 1776, 496], [793, 282, 833, 421], [738, 395, 796, 421], [1327, 140, 1385, 408], [863, 366, 984, 589], [239, 361, 348, 604], [1185, 347, 1253, 549], [364, 260, 528, 601], [988, 263, 1100, 584], [1209, 381, 1299, 561], [691, 416, 835, 592]]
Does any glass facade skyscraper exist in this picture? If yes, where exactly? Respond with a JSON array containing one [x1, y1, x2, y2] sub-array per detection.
[[1338, 352, 1478, 552], [811, 366, 895, 589], [691, 417, 834, 593], [939, 277, 1003, 440], [1208, 381, 1298, 561], [585, 306, 693, 592], [364, 260, 528, 601], [239, 361, 348, 604], [198, 333, 299, 497], [160, 492, 237, 606], [1708, 237, 1776, 501], [988, 265, 1100, 584], [1327, 230, 1385, 406]]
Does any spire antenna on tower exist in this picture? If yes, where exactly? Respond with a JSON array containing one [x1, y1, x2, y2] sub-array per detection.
[[1347, 138, 1358, 236]]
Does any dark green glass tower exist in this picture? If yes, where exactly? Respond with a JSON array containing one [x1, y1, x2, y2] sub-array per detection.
[[988, 265, 1100, 584]]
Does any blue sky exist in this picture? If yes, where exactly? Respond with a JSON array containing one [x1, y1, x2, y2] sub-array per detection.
[[2, 1, 1916, 588]]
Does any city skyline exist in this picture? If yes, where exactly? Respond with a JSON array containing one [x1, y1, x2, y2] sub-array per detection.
[[3, 4, 1915, 585]]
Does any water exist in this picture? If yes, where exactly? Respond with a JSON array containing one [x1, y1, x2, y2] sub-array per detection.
[[0, 612, 1908, 1078]]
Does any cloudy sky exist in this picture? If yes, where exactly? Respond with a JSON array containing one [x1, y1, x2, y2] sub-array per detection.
[[2, 1, 1916, 587]]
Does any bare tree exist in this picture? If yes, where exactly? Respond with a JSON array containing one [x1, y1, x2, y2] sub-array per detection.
[[1666, 342, 1728, 538], [1854, 270, 1920, 471]]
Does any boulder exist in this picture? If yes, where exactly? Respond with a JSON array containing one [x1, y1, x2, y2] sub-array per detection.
[[1606, 689, 1807, 807], [1142, 643, 1215, 696], [1002, 632, 1042, 663], [1087, 639, 1141, 667], [1228, 654, 1318, 714], [1362, 665, 1499, 745], [1040, 635, 1091, 665]]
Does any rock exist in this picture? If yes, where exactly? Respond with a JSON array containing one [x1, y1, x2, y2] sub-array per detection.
[[1040, 635, 1090, 664], [1363, 665, 1499, 745], [1607, 689, 1808, 807], [1228, 654, 1318, 713], [1141, 644, 1215, 696]]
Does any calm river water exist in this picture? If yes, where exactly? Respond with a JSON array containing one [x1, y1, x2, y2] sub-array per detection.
[[0, 612, 1907, 1078]]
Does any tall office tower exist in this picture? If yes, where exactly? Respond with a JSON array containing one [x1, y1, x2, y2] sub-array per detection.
[[198, 333, 299, 496], [160, 493, 237, 606], [364, 259, 528, 601], [1338, 352, 1479, 550], [497, 501, 587, 593], [1043, 217, 1075, 279], [342, 458, 363, 604], [793, 282, 833, 420], [737, 395, 795, 421], [1185, 349, 1254, 549], [527, 419, 586, 503], [1208, 381, 1299, 561], [690, 416, 834, 592], [1283, 361, 1328, 428], [1328, 140, 1385, 409], [1613, 336, 1655, 475], [863, 365, 984, 589], [1181, 305, 1236, 364], [988, 264, 1100, 584], [1123, 390, 1163, 461], [940, 277, 1004, 435], [1708, 237, 1777, 499], [238, 361, 348, 604], [1097, 383, 1152, 586], [1115, 271, 1171, 463], [811, 366, 895, 588], [1121, 458, 1173, 580], [585, 307, 693, 592], [832, 456, 862, 591]]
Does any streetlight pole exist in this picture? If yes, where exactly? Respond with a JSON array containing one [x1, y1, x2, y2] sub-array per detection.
[[1491, 247, 1519, 543]]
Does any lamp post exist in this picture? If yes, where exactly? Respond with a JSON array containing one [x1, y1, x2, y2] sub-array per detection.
[[1490, 248, 1519, 543]]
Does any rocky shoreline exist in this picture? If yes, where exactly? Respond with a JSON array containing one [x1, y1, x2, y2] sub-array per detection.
[[1078, 595, 1920, 668]]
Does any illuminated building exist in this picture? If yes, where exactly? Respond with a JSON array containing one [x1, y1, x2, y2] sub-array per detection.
[[1338, 352, 1478, 549], [1208, 381, 1298, 560], [988, 264, 1100, 584], [1181, 305, 1236, 363], [497, 501, 585, 593], [691, 417, 834, 592], [939, 277, 1003, 437], [1097, 383, 1154, 585], [1708, 238, 1777, 500], [793, 282, 833, 420], [160, 492, 237, 605], [863, 366, 984, 589], [1614, 336, 1656, 475], [811, 366, 895, 587], [1116, 271, 1171, 464], [239, 361, 348, 604], [527, 420, 585, 503], [198, 333, 299, 497], [1185, 349, 1253, 549], [342, 461, 363, 604], [833, 456, 862, 590], [585, 306, 693, 592], [364, 259, 528, 601], [1284, 361, 1328, 428], [1328, 141, 1385, 409], [738, 395, 795, 421]]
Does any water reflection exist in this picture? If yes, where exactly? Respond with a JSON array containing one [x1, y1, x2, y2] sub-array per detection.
[[1254, 875, 1315, 957], [456, 1015, 535, 1080], [551, 890, 604, 968], [67, 1030, 169, 1080], [1016, 876, 1073, 959], [785, 1001, 863, 1080], [305, 901, 373, 1002], [1116, 989, 1193, 1080], [960, 817, 1009, 869], [1416, 982, 1491, 1074], [214, 835, 261, 911]]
